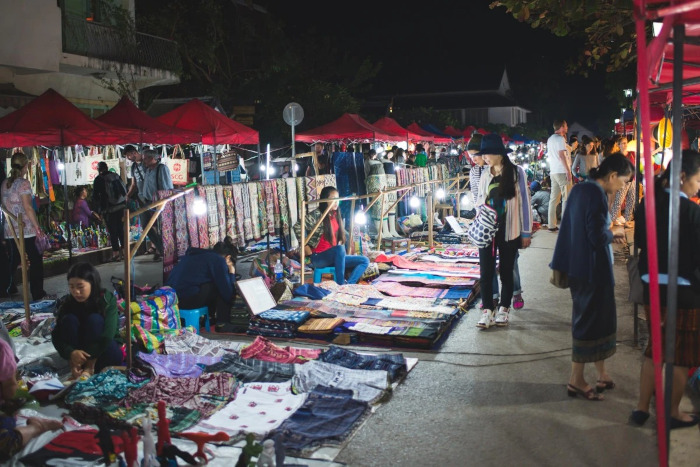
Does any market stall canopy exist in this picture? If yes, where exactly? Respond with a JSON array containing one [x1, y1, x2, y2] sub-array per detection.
[[295, 113, 393, 143], [443, 126, 464, 138], [406, 123, 453, 144], [156, 98, 259, 145], [97, 96, 202, 144], [648, 20, 700, 106], [0, 88, 142, 147], [462, 125, 477, 138], [372, 117, 433, 142]]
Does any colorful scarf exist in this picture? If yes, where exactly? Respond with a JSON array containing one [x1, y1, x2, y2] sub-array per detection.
[[248, 182, 261, 239], [184, 189, 199, 249]]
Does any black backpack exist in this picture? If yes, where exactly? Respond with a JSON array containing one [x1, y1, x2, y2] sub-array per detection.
[[104, 172, 127, 207]]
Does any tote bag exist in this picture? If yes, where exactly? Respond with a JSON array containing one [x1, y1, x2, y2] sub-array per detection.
[[163, 145, 189, 186], [466, 204, 498, 248]]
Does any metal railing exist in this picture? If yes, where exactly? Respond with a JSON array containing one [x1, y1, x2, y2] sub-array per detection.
[[62, 14, 182, 73]]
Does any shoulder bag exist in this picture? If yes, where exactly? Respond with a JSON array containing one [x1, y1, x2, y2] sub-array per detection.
[[466, 204, 498, 248]]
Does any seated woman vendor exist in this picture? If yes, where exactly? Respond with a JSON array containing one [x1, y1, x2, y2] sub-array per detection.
[[51, 262, 124, 380], [1, 338, 63, 460], [293, 186, 369, 285], [165, 236, 238, 333]]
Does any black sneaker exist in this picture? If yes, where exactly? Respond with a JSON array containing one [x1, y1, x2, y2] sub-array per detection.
[[215, 323, 237, 334]]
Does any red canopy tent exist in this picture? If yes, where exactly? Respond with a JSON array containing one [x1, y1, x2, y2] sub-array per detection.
[[295, 113, 393, 143], [443, 125, 464, 138], [156, 98, 259, 146], [462, 125, 477, 138], [372, 117, 433, 142], [97, 96, 201, 144], [0, 88, 142, 147], [406, 123, 452, 144]]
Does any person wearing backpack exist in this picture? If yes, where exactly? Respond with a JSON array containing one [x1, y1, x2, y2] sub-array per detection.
[[93, 161, 126, 262]]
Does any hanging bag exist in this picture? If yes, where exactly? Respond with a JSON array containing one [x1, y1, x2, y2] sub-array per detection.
[[627, 254, 644, 304], [466, 204, 498, 248], [163, 145, 189, 186]]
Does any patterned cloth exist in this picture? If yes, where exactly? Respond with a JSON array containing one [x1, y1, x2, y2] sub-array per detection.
[[65, 369, 147, 407], [125, 373, 236, 418], [223, 186, 236, 242], [273, 385, 371, 455], [206, 186, 220, 245], [197, 186, 209, 248], [286, 178, 299, 248], [106, 403, 202, 433], [372, 273, 475, 287], [216, 185, 227, 241], [184, 381, 307, 440], [174, 193, 189, 257], [239, 336, 321, 363], [306, 176, 318, 212], [162, 330, 244, 357], [276, 178, 289, 237], [201, 353, 296, 383], [374, 281, 472, 300], [376, 254, 481, 276], [248, 182, 261, 239], [296, 317, 345, 334], [318, 345, 407, 382], [262, 180, 276, 235], [366, 174, 388, 218], [257, 309, 310, 324], [232, 183, 248, 245], [184, 189, 199, 248], [291, 360, 390, 403], [137, 351, 222, 378], [157, 189, 176, 279]]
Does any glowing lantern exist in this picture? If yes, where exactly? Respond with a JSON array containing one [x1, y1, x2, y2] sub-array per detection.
[[655, 117, 673, 148]]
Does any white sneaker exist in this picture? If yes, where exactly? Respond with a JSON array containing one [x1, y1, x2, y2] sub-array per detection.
[[495, 307, 510, 326], [477, 309, 495, 329]]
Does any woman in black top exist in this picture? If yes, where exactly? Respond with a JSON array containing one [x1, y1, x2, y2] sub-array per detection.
[[630, 150, 700, 428]]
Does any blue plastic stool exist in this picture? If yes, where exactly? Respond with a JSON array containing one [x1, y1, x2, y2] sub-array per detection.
[[179, 307, 210, 334], [313, 266, 336, 283]]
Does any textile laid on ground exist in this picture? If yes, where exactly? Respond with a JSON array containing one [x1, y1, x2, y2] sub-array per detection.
[[125, 373, 236, 418], [201, 353, 296, 383], [372, 272, 476, 287], [137, 351, 222, 378], [106, 402, 203, 433], [162, 330, 244, 357], [273, 385, 371, 455], [373, 281, 473, 300], [184, 381, 307, 440], [375, 254, 481, 276], [292, 361, 390, 404], [20, 429, 124, 466], [65, 369, 148, 407], [318, 345, 407, 382], [296, 317, 345, 335], [239, 336, 322, 364], [248, 310, 311, 339]]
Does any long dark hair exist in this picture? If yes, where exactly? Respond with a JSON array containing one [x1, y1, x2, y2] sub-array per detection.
[[66, 262, 104, 313], [319, 186, 345, 245], [212, 235, 238, 263], [496, 154, 519, 200], [589, 152, 633, 181], [656, 149, 700, 191]]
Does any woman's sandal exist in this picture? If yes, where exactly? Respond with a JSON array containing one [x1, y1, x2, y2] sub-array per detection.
[[596, 379, 615, 391], [567, 384, 604, 401]]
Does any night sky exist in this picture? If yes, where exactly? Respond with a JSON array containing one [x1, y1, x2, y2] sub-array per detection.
[[268, 0, 614, 133]]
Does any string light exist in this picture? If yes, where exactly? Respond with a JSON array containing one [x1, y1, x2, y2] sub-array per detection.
[[354, 209, 367, 225], [435, 188, 445, 200], [409, 196, 420, 208]]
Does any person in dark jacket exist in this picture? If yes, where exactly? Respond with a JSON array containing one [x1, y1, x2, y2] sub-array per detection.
[[630, 150, 700, 428], [550, 153, 631, 401], [51, 262, 123, 380], [166, 236, 238, 333]]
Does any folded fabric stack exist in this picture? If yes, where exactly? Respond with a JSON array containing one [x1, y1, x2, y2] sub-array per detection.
[[247, 309, 310, 339]]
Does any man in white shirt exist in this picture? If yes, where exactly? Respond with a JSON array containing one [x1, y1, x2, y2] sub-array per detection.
[[546, 120, 572, 231]]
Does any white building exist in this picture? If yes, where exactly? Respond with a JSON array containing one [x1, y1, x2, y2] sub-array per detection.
[[0, 0, 180, 116]]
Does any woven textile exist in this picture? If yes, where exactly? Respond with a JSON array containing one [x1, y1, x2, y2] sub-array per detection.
[[223, 186, 236, 242], [125, 373, 236, 418], [157, 189, 176, 278], [306, 176, 318, 211], [256, 181, 268, 238], [174, 193, 189, 257], [372, 273, 475, 287], [296, 177, 306, 214], [137, 351, 222, 378], [276, 178, 289, 237], [376, 254, 482, 276], [292, 361, 390, 404], [263, 180, 276, 235], [386, 173, 397, 212], [271, 179, 281, 232], [285, 178, 298, 248], [196, 186, 209, 248], [366, 174, 387, 217], [184, 190, 199, 248], [66, 369, 146, 407], [184, 381, 307, 440], [239, 336, 322, 363], [201, 353, 296, 383], [216, 185, 227, 241], [318, 345, 407, 382], [248, 182, 261, 239], [232, 183, 249, 245], [297, 317, 345, 334], [163, 330, 244, 357], [206, 186, 220, 245]]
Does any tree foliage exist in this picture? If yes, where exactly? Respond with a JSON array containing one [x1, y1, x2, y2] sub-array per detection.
[[489, 0, 637, 75]]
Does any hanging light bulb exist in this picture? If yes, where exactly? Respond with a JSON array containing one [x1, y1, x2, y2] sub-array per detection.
[[409, 196, 420, 208], [260, 164, 266, 172], [193, 197, 207, 216], [461, 195, 474, 210], [354, 209, 367, 225], [435, 188, 445, 200], [294, 163, 299, 171], [57, 162, 65, 171], [268, 166, 275, 175]]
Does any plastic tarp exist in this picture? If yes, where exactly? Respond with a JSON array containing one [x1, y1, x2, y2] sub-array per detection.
[[156, 98, 259, 145], [295, 113, 393, 143], [97, 96, 201, 144], [406, 123, 453, 144], [0, 88, 142, 147], [372, 117, 433, 142]]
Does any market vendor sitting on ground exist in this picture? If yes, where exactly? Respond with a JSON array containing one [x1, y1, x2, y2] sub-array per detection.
[[293, 186, 369, 285], [70, 186, 101, 228], [0, 337, 63, 461], [165, 236, 239, 333], [51, 262, 123, 380]]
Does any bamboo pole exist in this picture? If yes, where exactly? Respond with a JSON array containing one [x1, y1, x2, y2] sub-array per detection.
[[347, 197, 356, 254], [377, 192, 386, 249], [304, 202, 337, 250], [0, 207, 30, 324]]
